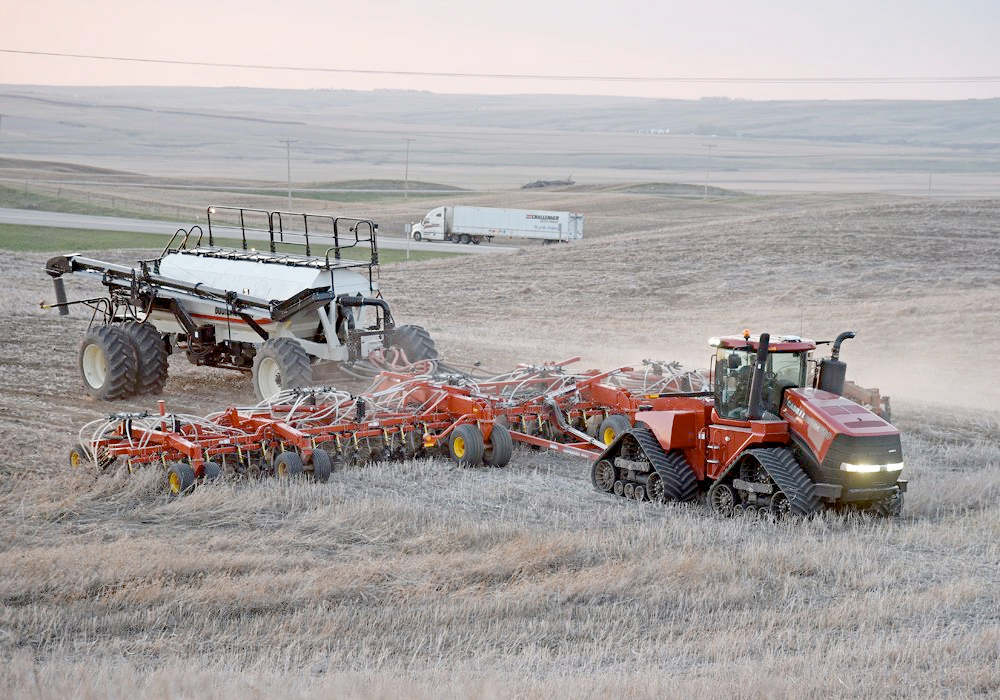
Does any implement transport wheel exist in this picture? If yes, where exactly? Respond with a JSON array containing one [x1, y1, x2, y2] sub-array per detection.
[[449, 424, 484, 467], [309, 450, 333, 483], [167, 462, 196, 496], [121, 321, 169, 395], [708, 482, 738, 517], [69, 444, 90, 469], [252, 338, 313, 400], [484, 423, 513, 467], [274, 451, 305, 479], [591, 459, 617, 492], [599, 414, 631, 446], [78, 325, 139, 400], [388, 325, 439, 362]]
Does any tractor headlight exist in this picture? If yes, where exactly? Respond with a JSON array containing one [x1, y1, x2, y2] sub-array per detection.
[[840, 461, 905, 473]]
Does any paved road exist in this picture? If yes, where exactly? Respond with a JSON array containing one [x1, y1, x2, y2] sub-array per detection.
[[0, 208, 514, 255]]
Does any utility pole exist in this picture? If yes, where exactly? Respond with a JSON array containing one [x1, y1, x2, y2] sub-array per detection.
[[703, 143, 716, 200], [402, 138, 415, 198], [279, 139, 296, 209]]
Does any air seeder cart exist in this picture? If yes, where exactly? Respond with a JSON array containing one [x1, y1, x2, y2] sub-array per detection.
[[44, 206, 437, 400]]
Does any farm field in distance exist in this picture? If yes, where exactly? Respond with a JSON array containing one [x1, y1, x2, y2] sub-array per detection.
[[0, 163, 997, 697]]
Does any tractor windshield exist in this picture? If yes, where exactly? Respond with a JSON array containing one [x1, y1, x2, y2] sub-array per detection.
[[714, 348, 808, 419]]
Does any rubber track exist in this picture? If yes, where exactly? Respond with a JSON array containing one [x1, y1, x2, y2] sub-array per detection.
[[746, 447, 820, 516], [629, 425, 699, 502]]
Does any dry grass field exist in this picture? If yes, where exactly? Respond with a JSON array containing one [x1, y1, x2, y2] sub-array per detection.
[[1, 188, 998, 697]]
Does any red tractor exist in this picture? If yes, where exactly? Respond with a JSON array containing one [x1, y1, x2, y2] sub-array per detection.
[[591, 331, 906, 516]]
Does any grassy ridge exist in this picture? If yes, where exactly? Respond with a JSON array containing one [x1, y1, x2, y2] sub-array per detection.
[[0, 224, 453, 263]]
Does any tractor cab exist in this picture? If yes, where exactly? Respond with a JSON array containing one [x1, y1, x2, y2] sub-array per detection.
[[710, 333, 816, 420]]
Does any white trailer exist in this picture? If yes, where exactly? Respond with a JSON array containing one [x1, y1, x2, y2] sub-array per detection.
[[410, 206, 584, 245]]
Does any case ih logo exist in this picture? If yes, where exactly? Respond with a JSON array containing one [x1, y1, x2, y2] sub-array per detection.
[[526, 214, 560, 221]]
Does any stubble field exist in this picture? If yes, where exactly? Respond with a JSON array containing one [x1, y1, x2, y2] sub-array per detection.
[[1, 191, 998, 697]]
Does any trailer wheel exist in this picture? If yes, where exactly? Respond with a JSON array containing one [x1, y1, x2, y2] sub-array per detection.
[[484, 423, 513, 467], [79, 325, 139, 400], [388, 324, 439, 362], [460, 234, 471, 245], [274, 451, 305, 479], [252, 338, 312, 400], [449, 424, 484, 467], [309, 450, 333, 483], [122, 321, 169, 395], [167, 462, 196, 496], [599, 414, 631, 446]]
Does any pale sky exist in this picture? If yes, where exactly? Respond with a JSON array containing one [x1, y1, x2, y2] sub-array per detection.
[[2, 0, 999, 100]]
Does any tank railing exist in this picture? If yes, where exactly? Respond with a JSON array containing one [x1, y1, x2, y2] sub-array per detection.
[[159, 225, 205, 257], [204, 206, 379, 268]]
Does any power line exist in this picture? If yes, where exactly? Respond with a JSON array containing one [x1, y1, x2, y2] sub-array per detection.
[[3, 48, 999, 85]]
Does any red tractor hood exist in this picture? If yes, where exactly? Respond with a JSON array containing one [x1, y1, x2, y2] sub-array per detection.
[[780, 388, 898, 463]]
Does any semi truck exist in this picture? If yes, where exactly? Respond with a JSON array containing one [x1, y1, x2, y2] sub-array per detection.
[[409, 206, 584, 245]]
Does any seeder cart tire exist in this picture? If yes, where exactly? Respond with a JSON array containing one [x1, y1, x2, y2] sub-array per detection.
[[274, 451, 305, 479], [309, 450, 333, 483], [252, 338, 313, 400], [484, 423, 513, 467], [388, 325, 439, 363], [122, 321, 169, 395], [78, 325, 139, 400], [167, 462, 196, 496], [599, 414, 631, 446], [449, 424, 484, 467]]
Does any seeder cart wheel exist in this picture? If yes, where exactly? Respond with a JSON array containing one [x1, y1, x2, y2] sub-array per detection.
[[121, 321, 169, 395], [483, 423, 513, 468], [252, 338, 312, 400], [167, 462, 196, 496], [78, 325, 139, 400], [274, 451, 305, 479], [201, 461, 221, 482], [309, 450, 333, 483], [599, 414, 631, 446], [69, 444, 90, 469], [449, 424, 484, 467]]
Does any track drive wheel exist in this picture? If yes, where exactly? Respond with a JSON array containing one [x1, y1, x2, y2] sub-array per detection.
[[274, 451, 305, 479], [387, 325, 439, 363], [591, 459, 617, 492], [251, 338, 313, 400], [309, 450, 333, 483], [484, 423, 513, 467], [121, 321, 169, 395], [708, 482, 738, 517], [78, 325, 139, 400], [449, 424, 484, 467], [167, 462, 196, 496], [599, 414, 631, 446]]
